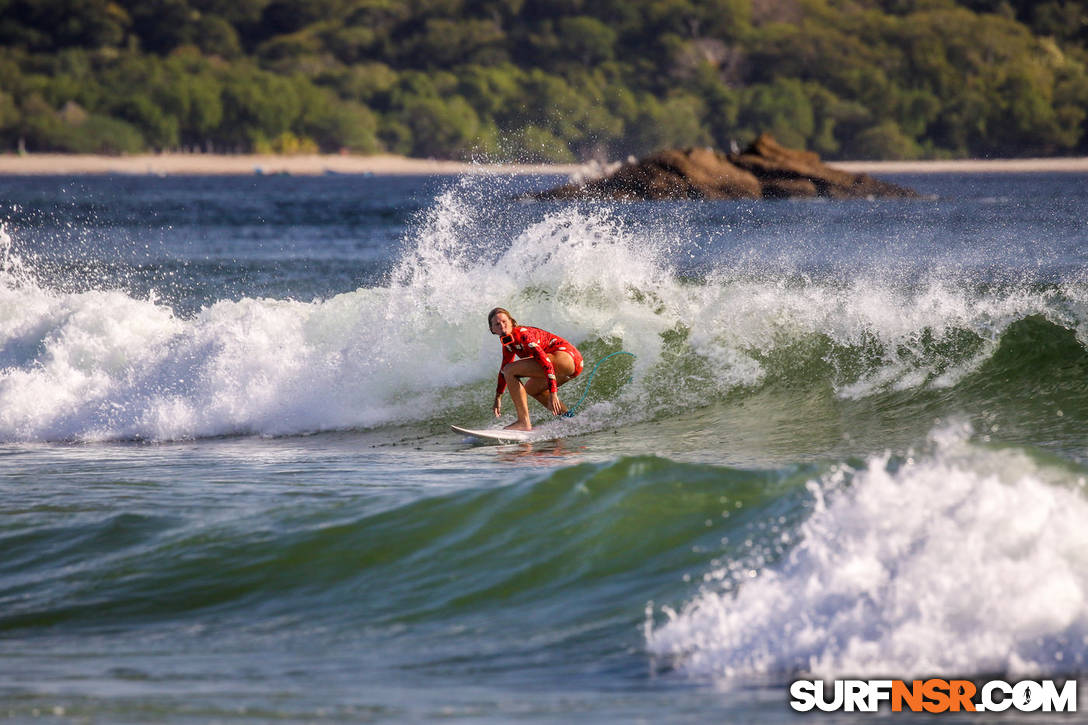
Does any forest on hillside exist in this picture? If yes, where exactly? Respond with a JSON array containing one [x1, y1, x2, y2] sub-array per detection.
[[1, 0, 1086, 161]]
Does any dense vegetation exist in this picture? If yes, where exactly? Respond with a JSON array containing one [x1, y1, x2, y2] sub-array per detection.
[[1, 0, 1086, 160]]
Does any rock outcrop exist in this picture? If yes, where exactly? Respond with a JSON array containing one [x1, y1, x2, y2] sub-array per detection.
[[533, 133, 920, 201]]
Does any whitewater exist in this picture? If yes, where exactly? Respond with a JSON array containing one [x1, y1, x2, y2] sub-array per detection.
[[1, 171, 1086, 722]]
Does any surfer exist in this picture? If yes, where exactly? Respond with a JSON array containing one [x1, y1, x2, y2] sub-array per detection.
[[489, 307, 583, 431]]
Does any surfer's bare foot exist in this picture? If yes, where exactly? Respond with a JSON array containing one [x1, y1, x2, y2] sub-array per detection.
[[504, 421, 532, 431]]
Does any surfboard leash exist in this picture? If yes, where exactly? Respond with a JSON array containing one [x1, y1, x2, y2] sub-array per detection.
[[561, 350, 636, 418]]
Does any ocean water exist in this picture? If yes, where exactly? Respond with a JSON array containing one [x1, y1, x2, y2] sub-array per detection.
[[1, 171, 1087, 722]]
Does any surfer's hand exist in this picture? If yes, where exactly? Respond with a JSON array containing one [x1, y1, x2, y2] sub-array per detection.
[[549, 393, 563, 416], [493, 395, 502, 417]]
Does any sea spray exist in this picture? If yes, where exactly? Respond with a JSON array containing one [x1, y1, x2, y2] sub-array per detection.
[[2, 184, 1087, 442], [647, 424, 1088, 679]]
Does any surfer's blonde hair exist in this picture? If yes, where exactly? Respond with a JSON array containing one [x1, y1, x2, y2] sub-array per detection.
[[487, 307, 516, 329]]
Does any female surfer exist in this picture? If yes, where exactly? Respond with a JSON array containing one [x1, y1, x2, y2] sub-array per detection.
[[488, 307, 583, 431]]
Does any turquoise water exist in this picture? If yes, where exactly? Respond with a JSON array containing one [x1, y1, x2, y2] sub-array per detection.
[[1, 172, 1087, 722]]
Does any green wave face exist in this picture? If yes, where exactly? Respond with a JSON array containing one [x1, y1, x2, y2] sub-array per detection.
[[9, 434, 1088, 687], [0, 457, 815, 635]]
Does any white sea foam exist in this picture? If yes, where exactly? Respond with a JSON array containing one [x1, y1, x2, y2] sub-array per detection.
[[0, 196, 1081, 441], [647, 425, 1088, 679], [0, 198, 668, 440]]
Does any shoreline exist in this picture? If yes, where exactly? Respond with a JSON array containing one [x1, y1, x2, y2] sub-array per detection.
[[0, 153, 582, 177], [0, 152, 1086, 176], [835, 157, 1088, 174]]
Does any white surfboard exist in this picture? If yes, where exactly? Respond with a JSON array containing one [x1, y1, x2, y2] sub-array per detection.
[[451, 422, 567, 443]]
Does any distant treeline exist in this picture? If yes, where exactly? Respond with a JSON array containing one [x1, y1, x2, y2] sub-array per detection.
[[1, 0, 1086, 160]]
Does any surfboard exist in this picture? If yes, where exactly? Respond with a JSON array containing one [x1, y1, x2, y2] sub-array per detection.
[[451, 424, 533, 442], [451, 422, 566, 443]]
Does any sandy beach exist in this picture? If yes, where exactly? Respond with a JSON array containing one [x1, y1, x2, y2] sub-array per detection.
[[1, 152, 1086, 177], [0, 153, 582, 176], [835, 157, 1088, 174]]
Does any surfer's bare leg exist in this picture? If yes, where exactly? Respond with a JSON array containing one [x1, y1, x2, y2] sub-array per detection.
[[502, 367, 533, 430], [504, 350, 583, 420], [501, 353, 577, 427], [524, 378, 568, 415]]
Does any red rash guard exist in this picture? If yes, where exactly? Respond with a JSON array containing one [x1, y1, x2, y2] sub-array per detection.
[[495, 326, 582, 396]]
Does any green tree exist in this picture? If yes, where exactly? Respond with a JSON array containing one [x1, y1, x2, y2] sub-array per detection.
[[623, 92, 712, 154], [1, 0, 1086, 159], [18, 93, 146, 152], [160, 51, 225, 146], [844, 119, 922, 159], [396, 94, 483, 158], [218, 66, 303, 149], [296, 85, 380, 152], [0, 91, 20, 144], [737, 78, 814, 149], [194, 15, 243, 58], [111, 93, 179, 148], [0, 0, 132, 51], [322, 25, 379, 64], [127, 0, 200, 54], [456, 63, 524, 122], [405, 18, 507, 67], [512, 124, 574, 162], [556, 16, 617, 66]]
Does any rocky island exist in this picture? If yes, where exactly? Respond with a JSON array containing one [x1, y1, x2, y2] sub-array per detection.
[[533, 134, 921, 201]]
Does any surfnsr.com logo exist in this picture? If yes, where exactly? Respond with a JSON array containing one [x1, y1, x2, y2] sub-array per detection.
[[789, 679, 1077, 713]]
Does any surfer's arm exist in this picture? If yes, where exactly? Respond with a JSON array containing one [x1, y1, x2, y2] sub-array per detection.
[[495, 346, 515, 396]]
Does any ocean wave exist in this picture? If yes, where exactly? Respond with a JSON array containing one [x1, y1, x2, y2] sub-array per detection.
[[0, 455, 813, 631], [1, 199, 1086, 442], [647, 424, 1088, 679], [9, 426, 1087, 686]]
